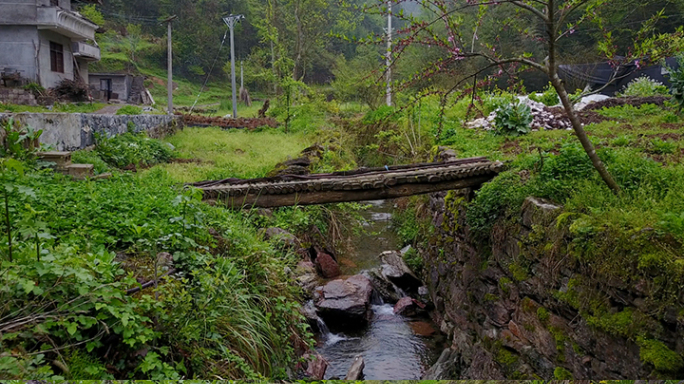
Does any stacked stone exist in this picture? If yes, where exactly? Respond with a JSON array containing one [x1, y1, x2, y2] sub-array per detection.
[[0, 88, 37, 107]]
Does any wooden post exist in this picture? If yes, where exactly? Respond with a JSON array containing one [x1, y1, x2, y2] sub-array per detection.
[[164, 15, 177, 115]]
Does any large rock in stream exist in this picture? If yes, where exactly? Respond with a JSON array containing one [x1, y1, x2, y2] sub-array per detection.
[[379, 250, 423, 293], [315, 275, 373, 330]]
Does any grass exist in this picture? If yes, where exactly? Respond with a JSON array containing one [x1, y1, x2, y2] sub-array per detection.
[[154, 127, 312, 182]]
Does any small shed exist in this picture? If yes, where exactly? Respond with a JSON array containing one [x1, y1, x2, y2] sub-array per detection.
[[89, 73, 132, 102]]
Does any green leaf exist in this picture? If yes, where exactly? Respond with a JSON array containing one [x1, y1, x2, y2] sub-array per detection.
[[66, 322, 78, 336]]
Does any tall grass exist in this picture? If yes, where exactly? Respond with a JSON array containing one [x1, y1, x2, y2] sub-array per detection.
[[156, 127, 312, 182]]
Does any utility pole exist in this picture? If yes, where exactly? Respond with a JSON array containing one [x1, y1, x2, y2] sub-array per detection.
[[163, 15, 177, 115], [223, 14, 244, 118], [385, 0, 392, 107]]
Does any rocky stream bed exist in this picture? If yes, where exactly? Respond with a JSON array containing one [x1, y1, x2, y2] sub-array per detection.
[[285, 200, 445, 380]]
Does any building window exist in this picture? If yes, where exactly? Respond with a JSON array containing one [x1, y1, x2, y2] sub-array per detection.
[[50, 42, 64, 73], [50, 0, 59, 6]]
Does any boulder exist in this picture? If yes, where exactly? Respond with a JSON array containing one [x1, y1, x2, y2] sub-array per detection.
[[393, 296, 427, 317], [344, 355, 365, 380], [303, 353, 329, 380], [263, 227, 300, 248], [409, 321, 437, 337], [315, 275, 373, 330], [380, 251, 423, 292], [295, 260, 318, 294], [362, 268, 404, 303], [315, 252, 341, 278], [422, 348, 460, 379], [394, 296, 418, 316]]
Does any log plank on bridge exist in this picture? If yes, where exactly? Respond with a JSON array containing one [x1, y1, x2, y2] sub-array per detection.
[[193, 157, 505, 209]]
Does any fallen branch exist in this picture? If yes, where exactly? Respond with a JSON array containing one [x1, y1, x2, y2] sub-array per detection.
[[126, 269, 177, 295]]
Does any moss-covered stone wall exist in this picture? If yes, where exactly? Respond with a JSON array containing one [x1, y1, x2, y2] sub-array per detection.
[[421, 190, 684, 379]]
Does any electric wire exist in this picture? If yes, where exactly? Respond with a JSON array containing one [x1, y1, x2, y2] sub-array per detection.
[[189, 28, 230, 113]]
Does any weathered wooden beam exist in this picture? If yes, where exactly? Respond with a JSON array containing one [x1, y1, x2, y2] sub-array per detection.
[[208, 175, 492, 209]]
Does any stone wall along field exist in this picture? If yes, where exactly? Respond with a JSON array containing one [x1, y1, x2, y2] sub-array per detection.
[[0, 112, 182, 150]]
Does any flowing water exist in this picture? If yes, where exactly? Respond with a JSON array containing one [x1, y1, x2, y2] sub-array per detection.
[[315, 200, 445, 380]]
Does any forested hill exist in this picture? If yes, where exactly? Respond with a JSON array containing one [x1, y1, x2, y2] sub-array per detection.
[[79, 0, 684, 94]]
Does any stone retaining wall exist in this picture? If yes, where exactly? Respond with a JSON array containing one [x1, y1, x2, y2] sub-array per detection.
[[421, 190, 684, 379], [0, 87, 37, 106], [0, 112, 182, 150]]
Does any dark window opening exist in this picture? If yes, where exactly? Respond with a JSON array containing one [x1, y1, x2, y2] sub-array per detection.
[[50, 0, 59, 6], [50, 42, 64, 73]]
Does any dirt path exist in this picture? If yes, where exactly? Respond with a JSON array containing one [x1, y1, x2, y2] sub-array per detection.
[[93, 104, 125, 115]]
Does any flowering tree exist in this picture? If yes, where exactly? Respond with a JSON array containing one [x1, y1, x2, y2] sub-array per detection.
[[382, 0, 683, 193]]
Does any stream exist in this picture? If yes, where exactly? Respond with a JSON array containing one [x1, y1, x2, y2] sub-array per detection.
[[314, 200, 445, 380]]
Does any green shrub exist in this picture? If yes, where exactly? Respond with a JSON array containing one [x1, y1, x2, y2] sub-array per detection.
[[493, 102, 533, 136], [668, 56, 684, 112], [649, 138, 677, 155], [617, 76, 670, 98], [95, 132, 175, 168], [529, 83, 560, 106], [70, 149, 110, 174], [402, 247, 423, 274], [116, 105, 143, 115]]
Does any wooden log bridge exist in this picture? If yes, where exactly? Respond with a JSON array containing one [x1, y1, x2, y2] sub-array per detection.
[[192, 157, 505, 209]]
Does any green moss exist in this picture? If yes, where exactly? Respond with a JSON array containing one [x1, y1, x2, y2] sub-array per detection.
[[537, 307, 550, 324], [553, 367, 573, 380], [521, 297, 536, 313], [509, 263, 529, 281], [495, 346, 519, 367], [638, 338, 684, 372], [499, 277, 512, 294], [586, 308, 647, 339], [484, 293, 499, 302]]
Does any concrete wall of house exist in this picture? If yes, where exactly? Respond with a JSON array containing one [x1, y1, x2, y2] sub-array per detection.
[[0, 0, 37, 24], [0, 112, 183, 150], [35, 0, 71, 9], [38, 29, 74, 88], [75, 58, 88, 83], [0, 26, 40, 82]]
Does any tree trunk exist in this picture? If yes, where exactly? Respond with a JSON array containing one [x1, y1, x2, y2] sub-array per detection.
[[549, 75, 621, 193], [545, 0, 621, 194], [293, 0, 305, 81]]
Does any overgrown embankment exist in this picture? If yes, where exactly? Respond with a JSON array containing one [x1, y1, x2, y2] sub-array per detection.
[[393, 101, 684, 379], [0, 123, 359, 380]]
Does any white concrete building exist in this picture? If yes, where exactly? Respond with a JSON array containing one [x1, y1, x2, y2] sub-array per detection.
[[0, 0, 101, 89]]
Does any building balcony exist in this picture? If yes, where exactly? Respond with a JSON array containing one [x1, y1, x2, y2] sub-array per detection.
[[37, 7, 98, 41], [72, 41, 100, 61]]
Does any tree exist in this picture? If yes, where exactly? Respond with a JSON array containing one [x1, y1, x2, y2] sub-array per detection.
[[384, 0, 683, 193]]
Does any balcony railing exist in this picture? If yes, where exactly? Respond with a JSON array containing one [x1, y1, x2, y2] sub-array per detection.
[[72, 42, 100, 61], [37, 7, 98, 41]]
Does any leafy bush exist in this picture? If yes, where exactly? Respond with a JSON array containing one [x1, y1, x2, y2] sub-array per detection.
[[529, 83, 560, 106], [617, 76, 669, 97], [668, 56, 684, 112], [493, 102, 533, 136], [649, 138, 677, 155], [70, 149, 110, 174], [116, 105, 143, 115], [95, 132, 175, 168]]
